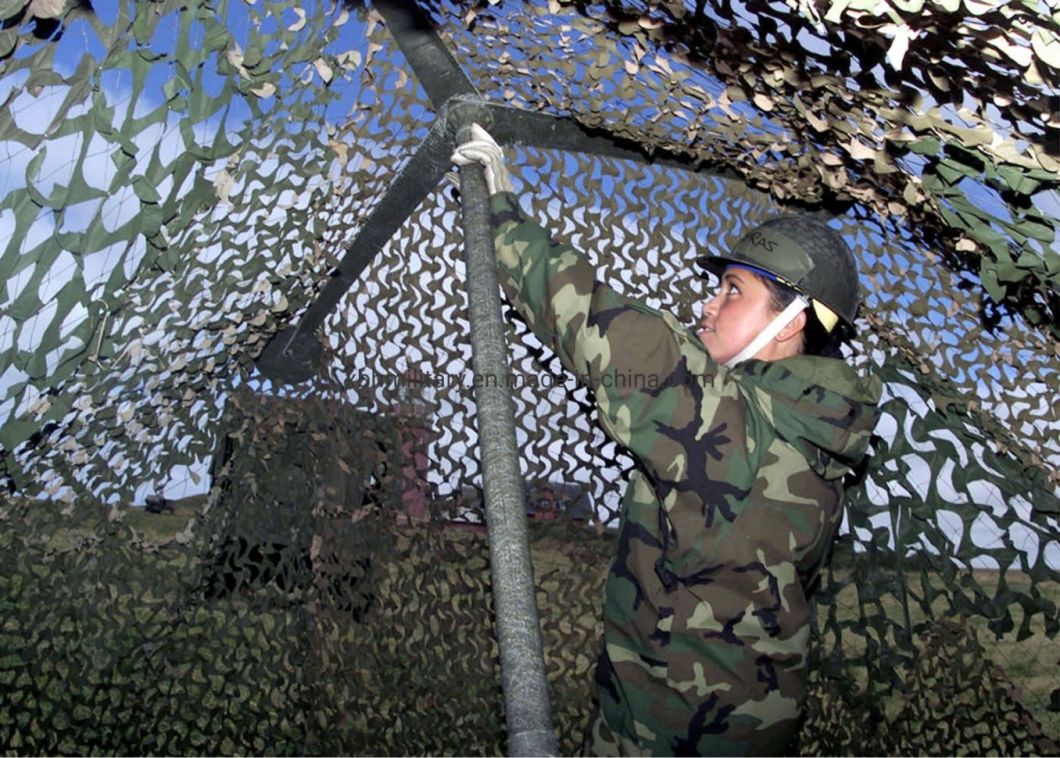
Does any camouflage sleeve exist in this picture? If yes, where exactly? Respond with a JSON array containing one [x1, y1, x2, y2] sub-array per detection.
[[487, 192, 729, 470], [486, 193, 857, 590]]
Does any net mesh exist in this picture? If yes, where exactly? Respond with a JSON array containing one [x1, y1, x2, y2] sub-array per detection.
[[0, 0, 1057, 753]]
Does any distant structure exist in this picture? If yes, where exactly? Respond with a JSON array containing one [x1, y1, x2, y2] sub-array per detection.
[[395, 366, 436, 525]]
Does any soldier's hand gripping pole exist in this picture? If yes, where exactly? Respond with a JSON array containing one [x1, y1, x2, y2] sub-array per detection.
[[450, 108, 558, 757]]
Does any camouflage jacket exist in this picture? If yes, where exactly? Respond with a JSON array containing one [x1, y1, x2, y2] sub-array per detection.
[[488, 193, 881, 756]]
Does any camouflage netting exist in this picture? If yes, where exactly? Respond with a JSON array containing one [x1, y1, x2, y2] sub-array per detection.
[[1, 0, 1058, 753]]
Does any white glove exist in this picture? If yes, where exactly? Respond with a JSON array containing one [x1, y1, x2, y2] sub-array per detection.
[[450, 122, 513, 196]]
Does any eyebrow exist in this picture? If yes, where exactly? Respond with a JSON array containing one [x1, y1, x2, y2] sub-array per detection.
[[721, 270, 747, 285]]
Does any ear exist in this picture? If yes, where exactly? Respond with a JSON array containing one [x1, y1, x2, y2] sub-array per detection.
[[775, 308, 807, 343]]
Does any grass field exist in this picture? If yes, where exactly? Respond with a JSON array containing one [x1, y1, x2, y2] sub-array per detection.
[[132, 503, 1060, 746], [817, 564, 1059, 745], [5, 498, 1056, 753]]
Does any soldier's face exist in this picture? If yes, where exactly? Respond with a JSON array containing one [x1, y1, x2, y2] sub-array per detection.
[[697, 267, 778, 363]]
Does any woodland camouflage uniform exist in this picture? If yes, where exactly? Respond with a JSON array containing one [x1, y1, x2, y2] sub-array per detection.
[[489, 192, 882, 756]]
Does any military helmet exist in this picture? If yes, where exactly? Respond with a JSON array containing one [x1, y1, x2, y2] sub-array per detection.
[[699, 216, 859, 332]]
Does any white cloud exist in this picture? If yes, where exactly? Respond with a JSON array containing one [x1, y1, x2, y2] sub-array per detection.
[[8, 85, 69, 135], [17, 299, 57, 353], [18, 206, 55, 256], [100, 183, 140, 233], [33, 133, 82, 198], [37, 250, 77, 303]]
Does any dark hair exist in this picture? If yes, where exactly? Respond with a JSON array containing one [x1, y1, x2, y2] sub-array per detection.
[[760, 276, 844, 358]]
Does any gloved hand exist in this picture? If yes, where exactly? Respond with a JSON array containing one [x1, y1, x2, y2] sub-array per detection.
[[450, 122, 513, 196]]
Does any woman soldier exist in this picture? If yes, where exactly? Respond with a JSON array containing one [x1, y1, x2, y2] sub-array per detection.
[[453, 125, 881, 756]]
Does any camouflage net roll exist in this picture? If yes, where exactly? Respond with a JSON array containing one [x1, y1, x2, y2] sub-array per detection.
[[0, 0, 1058, 754]]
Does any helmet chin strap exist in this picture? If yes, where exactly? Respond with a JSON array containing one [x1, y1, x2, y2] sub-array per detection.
[[723, 297, 809, 369]]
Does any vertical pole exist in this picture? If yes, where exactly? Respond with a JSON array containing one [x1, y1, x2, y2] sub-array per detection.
[[454, 121, 558, 757]]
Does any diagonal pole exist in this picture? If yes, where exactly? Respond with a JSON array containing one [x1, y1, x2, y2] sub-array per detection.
[[256, 1, 712, 384], [451, 105, 558, 757]]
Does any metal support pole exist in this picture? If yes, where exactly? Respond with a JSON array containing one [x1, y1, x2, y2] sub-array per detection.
[[453, 117, 558, 757]]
